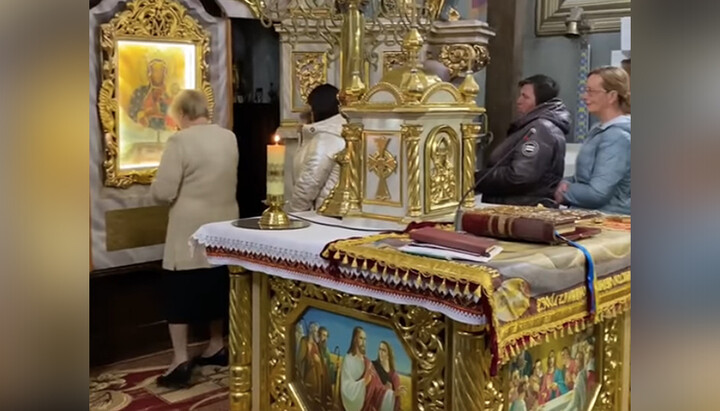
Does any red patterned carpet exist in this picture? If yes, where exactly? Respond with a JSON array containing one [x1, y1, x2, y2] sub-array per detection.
[[90, 346, 229, 411]]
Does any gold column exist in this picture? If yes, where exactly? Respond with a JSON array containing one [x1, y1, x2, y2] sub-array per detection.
[[338, 0, 366, 105], [402, 124, 423, 217], [229, 266, 252, 411], [460, 123, 481, 209], [317, 123, 364, 216], [450, 323, 504, 411]]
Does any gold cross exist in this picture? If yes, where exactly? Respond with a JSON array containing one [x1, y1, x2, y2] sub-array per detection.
[[367, 136, 398, 201]]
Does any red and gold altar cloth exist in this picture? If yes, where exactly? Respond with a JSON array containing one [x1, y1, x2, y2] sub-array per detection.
[[321, 218, 631, 368], [192, 211, 630, 370]]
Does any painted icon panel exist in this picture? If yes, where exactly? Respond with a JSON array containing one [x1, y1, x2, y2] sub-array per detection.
[[293, 307, 413, 411]]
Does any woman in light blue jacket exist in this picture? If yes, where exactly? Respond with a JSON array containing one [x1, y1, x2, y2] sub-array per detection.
[[556, 66, 631, 215]]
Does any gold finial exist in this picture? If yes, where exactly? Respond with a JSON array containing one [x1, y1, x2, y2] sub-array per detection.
[[458, 70, 479, 103]]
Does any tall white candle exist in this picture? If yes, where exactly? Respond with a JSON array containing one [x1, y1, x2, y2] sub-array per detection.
[[267, 135, 285, 196]]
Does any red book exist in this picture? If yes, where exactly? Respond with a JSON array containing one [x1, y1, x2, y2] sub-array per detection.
[[461, 206, 601, 244], [409, 227, 499, 257]]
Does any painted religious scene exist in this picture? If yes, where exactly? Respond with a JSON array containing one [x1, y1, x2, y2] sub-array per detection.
[[293, 307, 413, 411], [506, 326, 599, 411], [116, 39, 196, 171]]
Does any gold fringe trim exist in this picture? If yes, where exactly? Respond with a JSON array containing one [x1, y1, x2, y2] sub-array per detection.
[[326, 234, 630, 368], [497, 293, 631, 364]]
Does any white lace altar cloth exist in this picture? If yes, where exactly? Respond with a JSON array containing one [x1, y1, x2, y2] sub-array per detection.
[[191, 211, 488, 325]]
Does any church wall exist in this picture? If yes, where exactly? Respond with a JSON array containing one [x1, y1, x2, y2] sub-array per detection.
[[521, 0, 621, 142]]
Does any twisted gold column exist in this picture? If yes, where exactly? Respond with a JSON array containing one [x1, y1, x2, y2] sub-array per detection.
[[346, 123, 363, 210], [461, 123, 481, 209], [402, 124, 423, 217], [450, 323, 504, 411], [229, 266, 252, 411]]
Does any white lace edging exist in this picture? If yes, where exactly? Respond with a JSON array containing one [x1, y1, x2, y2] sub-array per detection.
[[207, 256, 488, 326], [193, 235, 329, 268]]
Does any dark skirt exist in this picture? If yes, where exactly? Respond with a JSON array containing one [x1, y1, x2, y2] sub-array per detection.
[[162, 266, 229, 324]]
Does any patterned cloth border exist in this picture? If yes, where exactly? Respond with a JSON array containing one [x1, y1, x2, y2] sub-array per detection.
[[204, 247, 489, 325], [321, 226, 631, 372]]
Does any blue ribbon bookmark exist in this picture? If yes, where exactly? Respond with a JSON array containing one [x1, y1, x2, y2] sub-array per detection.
[[555, 231, 597, 316]]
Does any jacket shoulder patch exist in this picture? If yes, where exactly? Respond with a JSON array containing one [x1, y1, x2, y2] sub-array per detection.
[[521, 140, 539, 157]]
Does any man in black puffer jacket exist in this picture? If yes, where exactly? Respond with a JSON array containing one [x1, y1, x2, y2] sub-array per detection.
[[477, 74, 571, 207]]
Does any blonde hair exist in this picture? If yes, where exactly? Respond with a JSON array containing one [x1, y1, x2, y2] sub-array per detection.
[[589, 66, 631, 114], [169, 89, 210, 121]]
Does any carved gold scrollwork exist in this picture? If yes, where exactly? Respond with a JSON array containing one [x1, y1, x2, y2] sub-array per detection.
[[596, 315, 625, 411], [438, 44, 490, 78], [292, 52, 328, 112], [451, 325, 504, 411], [266, 277, 447, 410], [460, 123, 481, 209], [229, 269, 253, 411], [425, 125, 460, 213], [383, 51, 407, 74], [402, 124, 423, 217], [98, 0, 214, 188]]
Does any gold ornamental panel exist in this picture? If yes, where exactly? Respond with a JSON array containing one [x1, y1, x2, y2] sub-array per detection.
[[382, 51, 407, 75], [424, 125, 461, 213], [98, 0, 214, 188], [438, 44, 490, 78], [363, 131, 404, 207], [264, 277, 447, 411], [292, 52, 328, 112]]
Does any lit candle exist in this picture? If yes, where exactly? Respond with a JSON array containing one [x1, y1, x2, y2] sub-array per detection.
[[267, 134, 285, 196]]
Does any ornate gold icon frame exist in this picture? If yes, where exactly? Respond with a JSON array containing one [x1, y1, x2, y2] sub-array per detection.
[[97, 0, 214, 188]]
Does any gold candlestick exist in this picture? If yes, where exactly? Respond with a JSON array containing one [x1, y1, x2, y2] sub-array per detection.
[[259, 194, 290, 229]]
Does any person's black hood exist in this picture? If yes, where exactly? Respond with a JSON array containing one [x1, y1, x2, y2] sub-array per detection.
[[509, 98, 572, 135]]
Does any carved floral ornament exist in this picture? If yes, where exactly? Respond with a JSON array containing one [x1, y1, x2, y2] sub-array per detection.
[[437, 44, 490, 79], [292, 52, 328, 111], [97, 0, 214, 188]]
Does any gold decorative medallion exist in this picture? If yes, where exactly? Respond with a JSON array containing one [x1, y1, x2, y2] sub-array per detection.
[[292, 52, 328, 112], [98, 0, 214, 188], [425, 125, 460, 213]]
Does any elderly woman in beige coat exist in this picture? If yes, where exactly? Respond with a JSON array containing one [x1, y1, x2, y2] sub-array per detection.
[[289, 84, 346, 212], [150, 89, 238, 388]]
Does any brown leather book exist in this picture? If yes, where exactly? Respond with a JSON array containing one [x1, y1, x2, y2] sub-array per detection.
[[409, 227, 499, 257], [461, 206, 601, 244]]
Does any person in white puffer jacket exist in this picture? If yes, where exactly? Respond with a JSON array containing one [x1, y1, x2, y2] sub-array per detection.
[[289, 84, 346, 212]]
